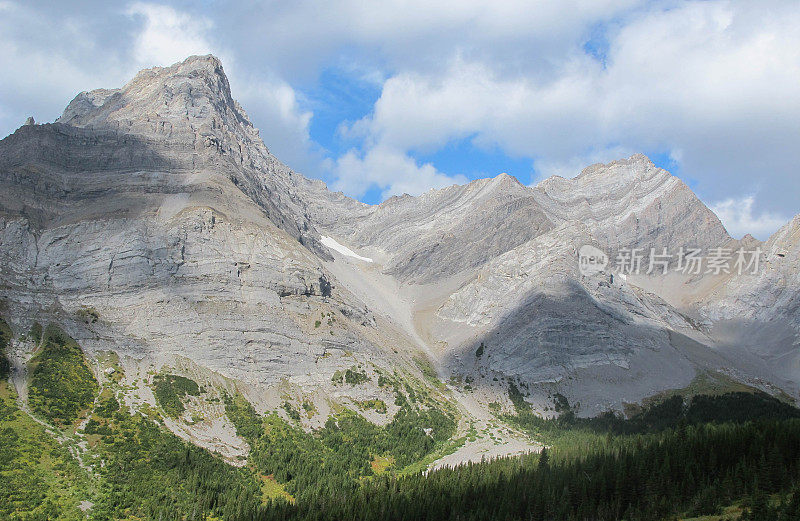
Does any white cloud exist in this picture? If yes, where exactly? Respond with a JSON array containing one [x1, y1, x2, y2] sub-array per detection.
[[711, 196, 789, 240], [126, 3, 213, 68], [334, 146, 467, 199], [336, 0, 800, 232], [223, 0, 640, 79], [358, 0, 800, 160], [0, 4, 125, 136], [341, 57, 603, 157]]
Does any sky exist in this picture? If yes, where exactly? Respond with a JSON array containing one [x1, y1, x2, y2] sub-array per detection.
[[1, 1, 798, 239]]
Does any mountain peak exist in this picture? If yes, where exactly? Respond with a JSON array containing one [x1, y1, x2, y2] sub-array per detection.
[[493, 172, 523, 187], [456, 171, 525, 195], [531, 152, 731, 252], [55, 54, 271, 164], [173, 53, 223, 72], [126, 54, 227, 90], [535, 153, 667, 196], [577, 153, 656, 180], [57, 54, 247, 135]]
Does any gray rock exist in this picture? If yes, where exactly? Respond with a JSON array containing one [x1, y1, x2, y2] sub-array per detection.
[[0, 55, 797, 450]]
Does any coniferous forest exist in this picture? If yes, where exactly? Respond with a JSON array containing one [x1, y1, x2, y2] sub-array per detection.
[[2, 318, 800, 521]]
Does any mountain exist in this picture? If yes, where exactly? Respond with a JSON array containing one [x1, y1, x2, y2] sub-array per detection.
[[694, 214, 800, 386], [320, 173, 554, 284], [1, 55, 798, 466], [532, 154, 732, 260], [0, 56, 433, 458]]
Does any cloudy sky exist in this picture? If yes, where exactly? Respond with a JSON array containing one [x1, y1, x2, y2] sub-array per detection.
[[1, 0, 798, 239]]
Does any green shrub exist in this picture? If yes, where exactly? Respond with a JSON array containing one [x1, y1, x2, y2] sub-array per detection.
[[224, 392, 264, 442], [344, 367, 369, 385], [76, 306, 99, 324], [0, 379, 90, 519], [239, 397, 456, 503], [88, 404, 264, 520], [28, 325, 98, 426], [282, 401, 302, 422], [414, 356, 438, 382], [28, 322, 42, 345], [0, 354, 9, 381], [302, 400, 316, 417], [0, 318, 11, 380], [95, 395, 120, 418], [359, 399, 387, 414], [152, 374, 200, 418]]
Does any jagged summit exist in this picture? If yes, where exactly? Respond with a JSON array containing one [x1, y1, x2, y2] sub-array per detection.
[[475, 171, 524, 192], [380, 171, 526, 208], [576, 152, 655, 179], [142, 54, 224, 78], [60, 55, 230, 123], [56, 55, 267, 162], [535, 153, 668, 196], [478, 171, 523, 186], [1, 54, 338, 256], [530, 153, 730, 253]]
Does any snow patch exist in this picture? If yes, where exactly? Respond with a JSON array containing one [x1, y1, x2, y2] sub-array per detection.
[[320, 236, 373, 263]]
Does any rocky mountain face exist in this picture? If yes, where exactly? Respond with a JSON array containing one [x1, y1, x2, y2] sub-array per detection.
[[1, 55, 798, 462], [0, 57, 425, 444], [693, 216, 800, 386], [321, 173, 554, 284], [532, 155, 731, 255]]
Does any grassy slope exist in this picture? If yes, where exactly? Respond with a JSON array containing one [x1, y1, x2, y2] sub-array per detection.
[[0, 380, 92, 520], [4, 316, 800, 520]]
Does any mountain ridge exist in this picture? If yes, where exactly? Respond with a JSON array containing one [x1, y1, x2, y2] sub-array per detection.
[[1, 54, 798, 467]]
